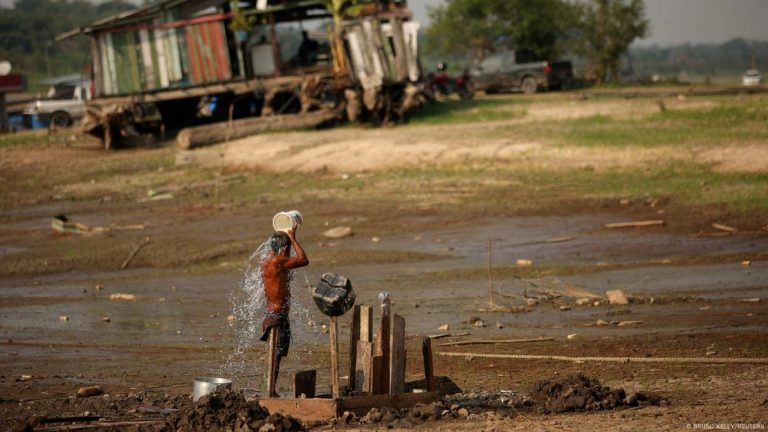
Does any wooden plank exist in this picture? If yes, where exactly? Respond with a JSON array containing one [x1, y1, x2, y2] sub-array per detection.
[[376, 294, 391, 393], [359, 305, 373, 342], [438, 337, 555, 347], [389, 18, 408, 81], [293, 370, 316, 399], [153, 21, 170, 87], [354, 340, 372, 393], [139, 28, 156, 90], [340, 391, 440, 417], [348, 305, 361, 391], [604, 220, 665, 229], [422, 337, 434, 392], [329, 315, 339, 399], [370, 355, 384, 395], [257, 398, 339, 422], [389, 314, 405, 394]]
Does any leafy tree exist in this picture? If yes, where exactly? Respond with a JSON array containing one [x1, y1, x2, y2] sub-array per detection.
[[0, 0, 135, 80], [575, 0, 649, 83], [424, 0, 577, 65]]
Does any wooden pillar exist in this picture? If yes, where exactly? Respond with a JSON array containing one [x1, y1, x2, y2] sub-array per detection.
[[349, 305, 374, 392], [264, 327, 279, 397], [348, 305, 361, 391], [422, 337, 434, 392], [329, 316, 340, 399], [375, 293, 391, 393], [389, 314, 406, 394], [269, 14, 281, 77]]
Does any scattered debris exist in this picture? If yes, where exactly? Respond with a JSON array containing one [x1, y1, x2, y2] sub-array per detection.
[[617, 320, 644, 327], [323, 226, 353, 239], [474, 319, 487, 328], [59, 316, 69, 321], [526, 298, 539, 306], [464, 316, 481, 325], [596, 319, 609, 326], [559, 305, 571, 311], [102, 317, 111, 323], [741, 260, 751, 268], [740, 298, 761, 303], [567, 334, 577, 340], [371, 236, 381, 243], [51, 215, 89, 234], [95, 284, 104, 291], [530, 373, 665, 413], [18, 375, 32, 381], [438, 324, 450, 331], [604, 220, 665, 229], [575, 298, 591, 306], [495, 322, 504, 329], [546, 236, 575, 244], [227, 314, 236, 322], [77, 386, 104, 398], [109, 293, 137, 301], [516, 259, 533, 267], [120, 236, 151, 270], [711, 223, 737, 233], [606, 289, 629, 305]]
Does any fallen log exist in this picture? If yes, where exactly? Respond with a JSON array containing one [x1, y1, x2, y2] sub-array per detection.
[[177, 108, 342, 150]]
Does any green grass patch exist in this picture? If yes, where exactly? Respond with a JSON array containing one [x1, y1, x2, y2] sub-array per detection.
[[548, 104, 768, 148], [0, 130, 48, 149], [407, 97, 528, 125]]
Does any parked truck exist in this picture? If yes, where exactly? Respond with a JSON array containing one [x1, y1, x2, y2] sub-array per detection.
[[58, 0, 422, 149], [22, 74, 91, 128], [471, 50, 573, 95]]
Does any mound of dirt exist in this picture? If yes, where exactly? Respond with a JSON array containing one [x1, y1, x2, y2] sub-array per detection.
[[164, 390, 304, 432], [531, 373, 665, 413]]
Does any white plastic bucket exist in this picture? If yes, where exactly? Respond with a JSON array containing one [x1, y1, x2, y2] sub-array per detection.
[[272, 210, 303, 232]]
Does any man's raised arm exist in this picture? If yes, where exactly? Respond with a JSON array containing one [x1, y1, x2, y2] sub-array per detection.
[[283, 229, 309, 269]]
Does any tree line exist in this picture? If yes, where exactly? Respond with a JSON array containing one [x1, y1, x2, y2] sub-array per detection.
[[0, 0, 134, 81], [425, 0, 649, 83]]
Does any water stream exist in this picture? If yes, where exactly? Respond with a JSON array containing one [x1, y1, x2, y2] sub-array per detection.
[[220, 241, 320, 393]]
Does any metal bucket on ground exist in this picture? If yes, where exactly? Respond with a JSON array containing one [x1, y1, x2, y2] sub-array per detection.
[[193, 377, 232, 402], [272, 210, 303, 232]]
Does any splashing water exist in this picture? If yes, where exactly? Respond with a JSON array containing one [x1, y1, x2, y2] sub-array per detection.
[[221, 241, 319, 391]]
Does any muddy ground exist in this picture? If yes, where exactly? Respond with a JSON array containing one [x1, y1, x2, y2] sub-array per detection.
[[1, 89, 767, 430]]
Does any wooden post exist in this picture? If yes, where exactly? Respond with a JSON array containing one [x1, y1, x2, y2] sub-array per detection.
[[329, 316, 340, 399], [355, 340, 372, 392], [488, 239, 494, 309], [265, 327, 279, 397], [293, 370, 316, 398], [360, 306, 373, 342], [389, 314, 406, 394], [370, 355, 384, 395], [422, 337, 434, 392], [348, 305, 361, 391], [375, 293, 391, 393]]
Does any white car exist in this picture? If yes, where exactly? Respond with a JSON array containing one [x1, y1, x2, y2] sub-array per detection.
[[742, 69, 762, 87], [23, 75, 91, 128]]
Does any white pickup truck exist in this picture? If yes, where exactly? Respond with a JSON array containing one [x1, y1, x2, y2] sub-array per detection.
[[23, 75, 91, 128]]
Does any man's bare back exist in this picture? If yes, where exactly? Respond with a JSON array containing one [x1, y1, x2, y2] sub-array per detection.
[[261, 229, 309, 313]]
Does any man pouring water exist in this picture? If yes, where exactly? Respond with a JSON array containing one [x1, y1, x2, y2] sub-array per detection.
[[260, 211, 309, 397]]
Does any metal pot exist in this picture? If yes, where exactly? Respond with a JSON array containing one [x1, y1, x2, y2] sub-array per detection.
[[193, 377, 232, 402]]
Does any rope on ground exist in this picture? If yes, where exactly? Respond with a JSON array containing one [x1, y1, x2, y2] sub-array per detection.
[[437, 351, 768, 364]]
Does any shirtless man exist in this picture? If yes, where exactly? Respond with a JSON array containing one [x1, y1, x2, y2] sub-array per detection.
[[259, 228, 308, 397]]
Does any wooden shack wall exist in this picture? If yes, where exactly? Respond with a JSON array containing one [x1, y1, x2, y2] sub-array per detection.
[[94, 12, 233, 96]]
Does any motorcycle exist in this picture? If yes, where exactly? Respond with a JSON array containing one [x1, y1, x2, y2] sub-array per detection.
[[422, 64, 475, 102]]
